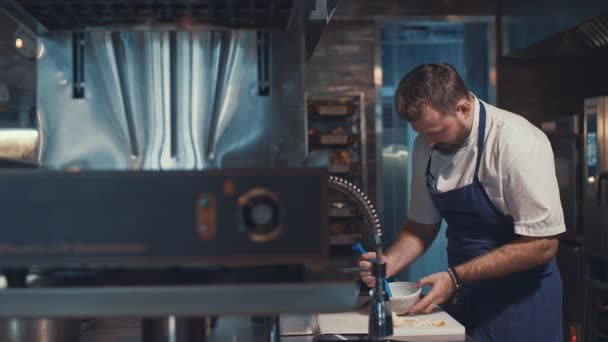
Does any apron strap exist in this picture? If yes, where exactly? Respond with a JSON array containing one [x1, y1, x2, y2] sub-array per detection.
[[425, 151, 432, 178], [473, 102, 487, 182]]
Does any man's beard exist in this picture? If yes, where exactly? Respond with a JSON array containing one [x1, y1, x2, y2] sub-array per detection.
[[433, 141, 465, 155], [432, 122, 470, 155]]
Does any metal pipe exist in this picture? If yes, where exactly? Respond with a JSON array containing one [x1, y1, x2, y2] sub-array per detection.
[[142, 316, 210, 342], [0, 318, 81, 342]]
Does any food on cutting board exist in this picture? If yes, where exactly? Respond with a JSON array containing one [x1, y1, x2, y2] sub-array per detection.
[[391, 312, 445, 328]]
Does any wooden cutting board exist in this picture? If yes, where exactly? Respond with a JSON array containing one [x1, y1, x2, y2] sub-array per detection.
[[318, 308, 466, 341]]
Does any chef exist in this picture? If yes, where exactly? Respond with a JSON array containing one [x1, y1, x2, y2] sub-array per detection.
[[360, 63, 564, 341]]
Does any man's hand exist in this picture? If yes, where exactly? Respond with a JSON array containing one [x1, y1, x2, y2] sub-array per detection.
[[357, 220, 441, 289], [407, 271, 455, 314], [358, 252, 392, 288]]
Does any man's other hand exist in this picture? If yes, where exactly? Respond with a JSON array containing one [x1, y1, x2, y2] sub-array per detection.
[[407, 271, 455, 314]]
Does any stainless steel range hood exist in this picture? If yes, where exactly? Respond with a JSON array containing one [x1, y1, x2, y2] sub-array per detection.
[[576, 15, 608, 50], [0, 0, 336, 170], [506, 14, 608, 58], [37, 29, 312, 170]]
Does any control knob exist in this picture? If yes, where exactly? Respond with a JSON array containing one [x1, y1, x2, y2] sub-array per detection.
[[238, 188, 282, 243]]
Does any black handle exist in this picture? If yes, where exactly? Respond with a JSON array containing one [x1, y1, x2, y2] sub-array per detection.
[[597, 172, 608, 206]]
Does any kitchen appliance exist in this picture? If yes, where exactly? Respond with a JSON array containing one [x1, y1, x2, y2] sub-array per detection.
[[0, 168, 329, 270], [582, 96, 608, 342], [0, 0, 339, 273], [0, 1, 363, 342], [541, 115, 583, 238], [541, 114, 585, 341], [584, 97, 608, 260]]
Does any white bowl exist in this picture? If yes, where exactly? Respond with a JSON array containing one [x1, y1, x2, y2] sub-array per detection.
[[388, 282, 422, 315]]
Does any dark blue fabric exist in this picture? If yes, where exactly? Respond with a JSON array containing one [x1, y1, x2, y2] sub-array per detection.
[[425, 103, 562, 341]]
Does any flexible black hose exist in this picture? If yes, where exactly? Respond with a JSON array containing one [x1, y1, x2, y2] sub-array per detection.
[[327, 176, 384, 259]]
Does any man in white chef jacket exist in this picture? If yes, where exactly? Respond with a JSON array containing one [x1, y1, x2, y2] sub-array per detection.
[[360, 63, 564, 341]]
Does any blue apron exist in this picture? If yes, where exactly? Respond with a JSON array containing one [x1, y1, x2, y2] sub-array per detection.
[[425, 102, 562, 341]]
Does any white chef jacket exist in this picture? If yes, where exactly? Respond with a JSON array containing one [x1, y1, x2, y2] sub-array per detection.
[[408, 94, 566, 237]]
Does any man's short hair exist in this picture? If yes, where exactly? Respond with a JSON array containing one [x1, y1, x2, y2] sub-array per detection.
[[394, 63, 470, 122]]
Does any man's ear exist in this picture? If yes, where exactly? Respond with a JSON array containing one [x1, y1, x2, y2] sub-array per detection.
[[455, 97, 472, 117]]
